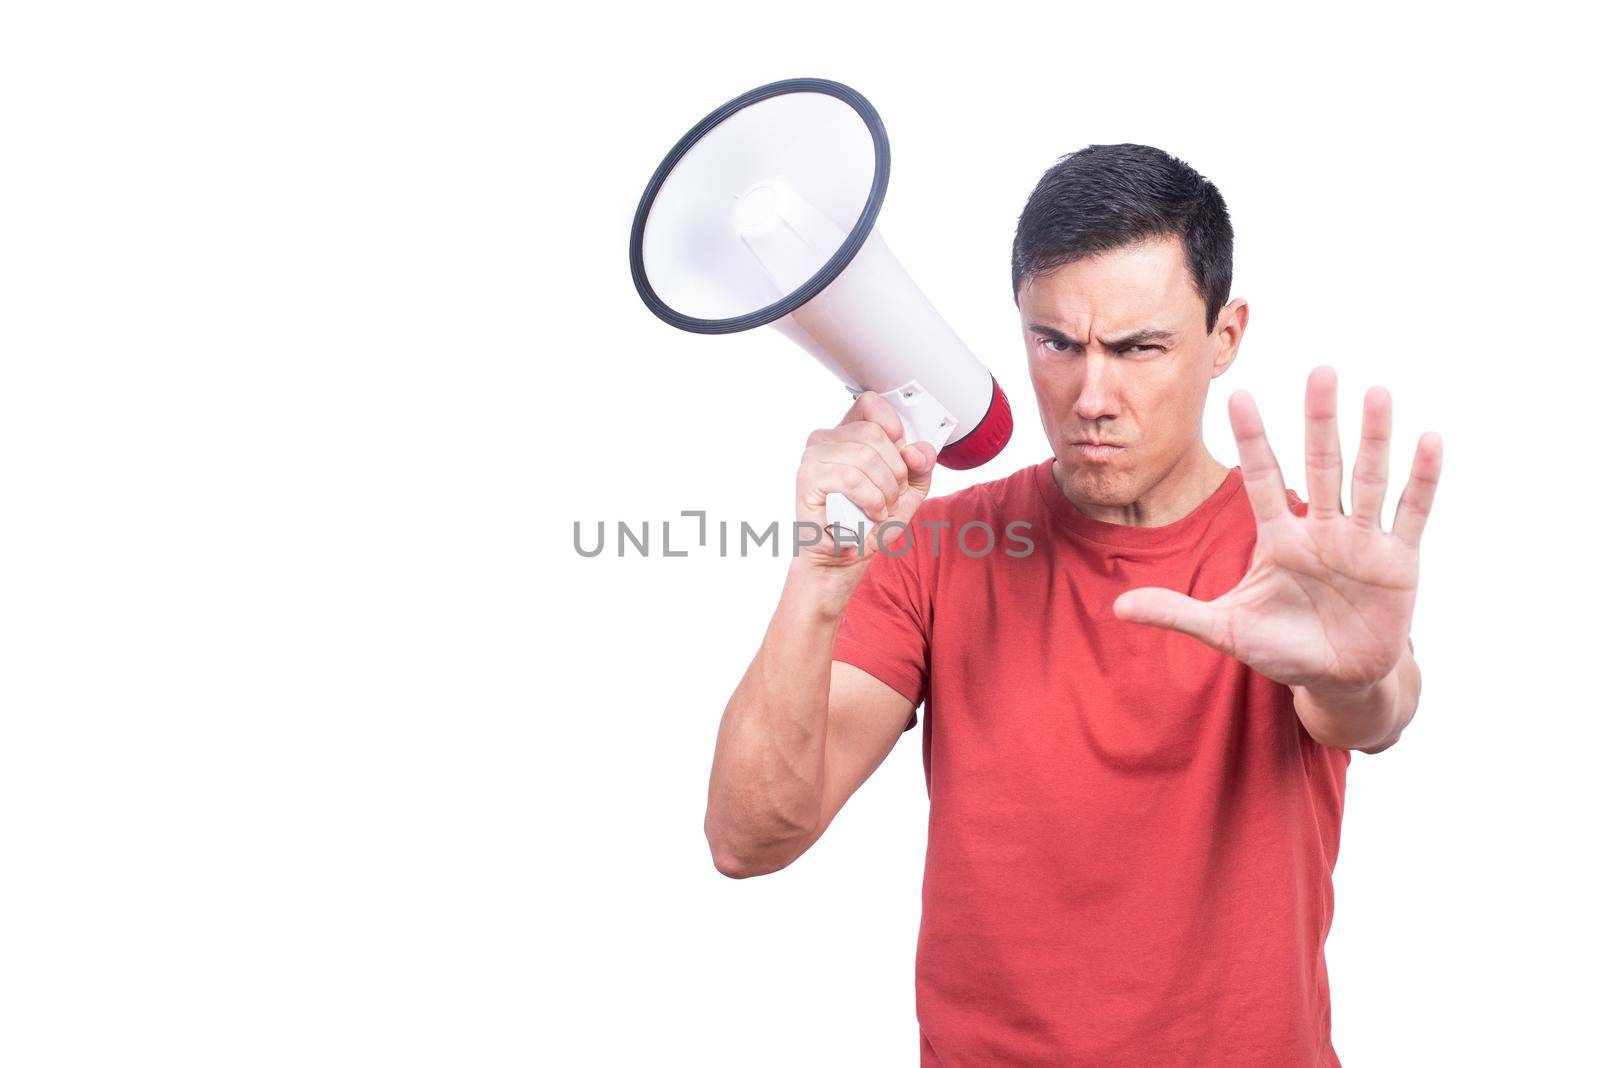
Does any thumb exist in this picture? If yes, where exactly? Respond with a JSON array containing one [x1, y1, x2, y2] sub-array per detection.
[[885, 441, 937, 531], [1113, 587, 1232, 654], [902, 441, 937, 495]]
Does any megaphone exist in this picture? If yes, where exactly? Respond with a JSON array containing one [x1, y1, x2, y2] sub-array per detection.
[[628, 78, 1012, 533]]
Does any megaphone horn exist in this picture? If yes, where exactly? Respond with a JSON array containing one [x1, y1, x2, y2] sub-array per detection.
[[629, 78, 1012, 532]]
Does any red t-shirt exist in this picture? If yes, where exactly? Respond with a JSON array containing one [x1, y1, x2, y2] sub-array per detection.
[[832, 458, 1348, 1067]]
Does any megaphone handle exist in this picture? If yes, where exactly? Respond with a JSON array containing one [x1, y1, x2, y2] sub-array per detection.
[[824, 491, 875, 536], [824, 380, 957, 541]]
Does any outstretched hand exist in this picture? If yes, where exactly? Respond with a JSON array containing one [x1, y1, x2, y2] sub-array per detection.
[[1113, 367, 1442, 695]]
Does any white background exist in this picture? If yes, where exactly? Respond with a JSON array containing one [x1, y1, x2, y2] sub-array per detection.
[[2, 2, 1595, 1065]]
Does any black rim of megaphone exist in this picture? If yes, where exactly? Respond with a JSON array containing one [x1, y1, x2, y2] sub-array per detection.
[[629, 77, 891, 335]]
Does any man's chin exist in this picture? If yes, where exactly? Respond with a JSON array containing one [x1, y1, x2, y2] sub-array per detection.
[[1056, 456, 1139, 509]]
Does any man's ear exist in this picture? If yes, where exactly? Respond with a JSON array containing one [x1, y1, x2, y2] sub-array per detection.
[[1208, 298, 1249, 379]]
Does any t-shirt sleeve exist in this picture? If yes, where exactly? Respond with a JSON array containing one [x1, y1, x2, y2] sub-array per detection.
[[831, 542, 931, 731]]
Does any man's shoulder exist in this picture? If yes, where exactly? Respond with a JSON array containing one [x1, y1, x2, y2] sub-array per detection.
[[917, 458, 1047, 524]]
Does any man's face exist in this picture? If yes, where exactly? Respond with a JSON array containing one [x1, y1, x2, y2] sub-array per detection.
[[1018, 235, 1243, 509]]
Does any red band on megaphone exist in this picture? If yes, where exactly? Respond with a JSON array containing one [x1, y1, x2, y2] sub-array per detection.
[[938, 376, 1013, 471]]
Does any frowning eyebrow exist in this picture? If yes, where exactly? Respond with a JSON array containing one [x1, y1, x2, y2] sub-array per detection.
[[1027, 323, 1081, 346], [1103, 329, 1176, 348], [1027, 324, 1177, 348]]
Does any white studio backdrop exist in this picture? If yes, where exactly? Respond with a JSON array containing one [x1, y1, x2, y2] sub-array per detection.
[[1, 2, 1594, 1065]]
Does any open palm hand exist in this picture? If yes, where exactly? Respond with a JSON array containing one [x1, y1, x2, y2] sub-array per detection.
[[1114, 367, 1443, 693]]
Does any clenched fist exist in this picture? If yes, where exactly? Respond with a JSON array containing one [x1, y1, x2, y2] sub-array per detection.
[[796, 391, 938, 569]]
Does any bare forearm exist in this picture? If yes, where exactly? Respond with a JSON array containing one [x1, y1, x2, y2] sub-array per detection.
[[1292, 643, 1421, 753], [705, 562, 858, 876]]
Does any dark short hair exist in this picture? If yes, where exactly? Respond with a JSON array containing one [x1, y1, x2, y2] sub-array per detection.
[[1011, 144, 1234, 331]]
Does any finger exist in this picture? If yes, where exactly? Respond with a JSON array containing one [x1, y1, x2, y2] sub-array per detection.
[[1303, 366, 1343, 518], [1113, 587, 1234, 655], [1349, 386, 1392, 528], [805, 461, 891, 524], [811, 420, 910, 490], [1391, 432, 1443, 547], [839, 390, 906, 445], [1228, 391, 1289, 524], [808, 441, 903, 511]]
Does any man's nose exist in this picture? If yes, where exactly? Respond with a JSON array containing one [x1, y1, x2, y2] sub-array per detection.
[[1072, 353, 1122, 421]]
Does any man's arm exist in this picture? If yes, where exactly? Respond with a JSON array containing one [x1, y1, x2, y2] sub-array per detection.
[[1293, 639, 1421, 754], [705, 391, 936, 878], [705, 564, 914, 878]]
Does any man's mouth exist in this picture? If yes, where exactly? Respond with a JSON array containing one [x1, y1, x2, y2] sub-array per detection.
[[1068, 441, 1125, 462]]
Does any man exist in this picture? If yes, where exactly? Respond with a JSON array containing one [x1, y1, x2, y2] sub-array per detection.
[[705, 144, 1442, 1066]]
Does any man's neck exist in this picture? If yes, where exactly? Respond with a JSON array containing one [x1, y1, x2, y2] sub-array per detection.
[[1053, 446, 1231, 527]]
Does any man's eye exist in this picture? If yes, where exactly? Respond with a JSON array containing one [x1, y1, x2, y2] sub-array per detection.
[[1040, 338, 1072, 353], [1129, 344, 1164, 354]]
